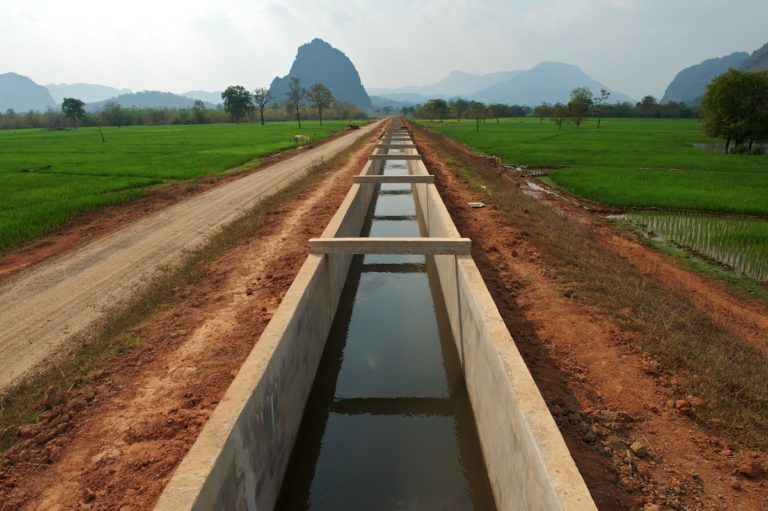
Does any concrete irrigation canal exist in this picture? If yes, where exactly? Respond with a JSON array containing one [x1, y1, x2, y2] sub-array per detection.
[[154, 120, 597, 510]]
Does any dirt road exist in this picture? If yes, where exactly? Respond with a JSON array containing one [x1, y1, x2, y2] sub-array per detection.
[[0, 121, 382, 392], [0, 129, 383, 510]]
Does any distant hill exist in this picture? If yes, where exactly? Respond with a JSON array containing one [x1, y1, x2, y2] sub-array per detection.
[[181, 90, 223, 105], [472, 62, 634, 105], [370, 95, 418, 111], [370, 92, 432, 104], [87, 91, 213, 112], [369, 70, 522, 99], [661, 52, 749, 104], [269, 38, 371, 109], [0, 72, 57, 112], [46, 83, 131, 104], [661, 42, 768, 105], [742, 42, 768, 72]]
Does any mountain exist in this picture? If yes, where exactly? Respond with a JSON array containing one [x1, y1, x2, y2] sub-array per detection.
[[181, 90, 223, 105], [0, 72, 57, 112], [742, 42, 768, 72], [87, 91, 212, 112], [46, 83, 131, 104], [661, 52, 749, 104], [369, 70, 522, 99], [472, 62, 634, 105], [269, 38, 371, 109]]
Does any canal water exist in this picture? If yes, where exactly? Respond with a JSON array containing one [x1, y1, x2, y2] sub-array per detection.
[[276, 144, 497, 510]]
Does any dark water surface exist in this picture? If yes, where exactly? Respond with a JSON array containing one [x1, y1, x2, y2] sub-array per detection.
[[276, 151, 497, 510]]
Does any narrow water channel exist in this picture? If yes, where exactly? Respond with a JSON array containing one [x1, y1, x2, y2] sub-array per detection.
[[276, 143, 497, 510]]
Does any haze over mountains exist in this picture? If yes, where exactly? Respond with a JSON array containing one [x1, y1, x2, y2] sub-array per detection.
[[46, 83, 131, 104], [370, 63, 635, 105], [662, 42, 768, 105], [85, 91, 215, 112], [181, 91, 223, 105], [2, 38, 767, 114], [742, 42, 768, 72], [0, 73, 56, 112], [368, 70, 523, 100]]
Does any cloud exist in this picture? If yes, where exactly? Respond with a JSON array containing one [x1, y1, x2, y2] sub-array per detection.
[[0, 0, 766, 98]]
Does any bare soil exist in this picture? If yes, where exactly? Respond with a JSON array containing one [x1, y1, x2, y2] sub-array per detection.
[[0, 131, 381, 510], [414, 127, 768, 511], [3, 121, 766, 511], [527, 179, 768, 355]]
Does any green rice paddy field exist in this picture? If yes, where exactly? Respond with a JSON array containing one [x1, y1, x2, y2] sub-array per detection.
[[423, 118, 768, 282], [424, 118, 767, 215], [0, 121, 349, 252]]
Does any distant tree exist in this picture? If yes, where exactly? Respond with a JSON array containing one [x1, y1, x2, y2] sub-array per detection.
[[102, 101, 126, 127], [286, 77, 306, 128], [488, 103, 507, 123], [612, 101, 635, 117], [701, 69, 768, 153], [636, 95, 659, 117], [467, 101, 486, 118], [221, 85, 252, 123], [533, 102, 553, 123], [552, 103, 568, 129], [452, 98, 468, 121], [508, 104, 530, 117], [593, 89, 611, 130], [568, 87, 593, 128], [382, 106, 393, 116], [306, 83, 334, 125], [252, 87, 272, 125], [192, 100, 207, 124], [424, 99, 449, 122], [61, 98, 86, 127], [467, 101, 487, 131], [400, 105, 415, 117], [474, 112, 483, 131]]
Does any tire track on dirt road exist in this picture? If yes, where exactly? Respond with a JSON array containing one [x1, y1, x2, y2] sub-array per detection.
[[0, 121, 383, 392]]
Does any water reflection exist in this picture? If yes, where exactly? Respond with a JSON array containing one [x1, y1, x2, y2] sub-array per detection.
[[276, 148, 496, 510]]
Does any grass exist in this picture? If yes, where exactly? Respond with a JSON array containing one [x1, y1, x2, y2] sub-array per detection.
[[425, 117, 768, 288], [0, 121, 351, 252], [423, 117, 768, 215], [548, 167, 767, 215], [626, 212, 768, 282], [0, 137, 361, 453], [416, 124, 768, 449]]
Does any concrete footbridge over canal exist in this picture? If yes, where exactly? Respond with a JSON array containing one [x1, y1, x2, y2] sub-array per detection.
[[155, 120, 597, 510]]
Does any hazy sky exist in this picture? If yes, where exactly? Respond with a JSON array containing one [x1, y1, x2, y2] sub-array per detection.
[[2, 0, 766, 99]]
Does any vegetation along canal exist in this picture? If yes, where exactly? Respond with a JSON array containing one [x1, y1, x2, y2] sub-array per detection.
[[276, 145, 497, 510]]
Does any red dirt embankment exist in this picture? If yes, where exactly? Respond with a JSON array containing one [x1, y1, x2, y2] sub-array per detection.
[[414, 127, 768, 511], [0, 131, 382, 511]]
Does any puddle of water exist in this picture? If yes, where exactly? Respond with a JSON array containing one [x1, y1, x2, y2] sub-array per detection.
[[276, 153, 497, 510]]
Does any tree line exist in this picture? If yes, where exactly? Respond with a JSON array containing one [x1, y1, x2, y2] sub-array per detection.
[[0, 78, 367, 130], [219, 78, 341, 127], [701, 69, 768, 153], [405, 92, 699, 127], [406, 69, 768, 153]]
